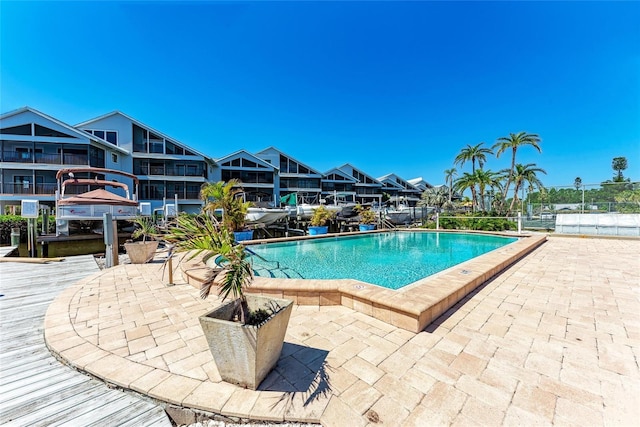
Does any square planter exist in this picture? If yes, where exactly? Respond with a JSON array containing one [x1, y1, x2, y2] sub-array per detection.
[[199, 295, 293, 390], [124, 240, 159, 264]]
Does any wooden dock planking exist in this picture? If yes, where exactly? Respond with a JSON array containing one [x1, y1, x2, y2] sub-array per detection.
[[0, 254, 171, 426]]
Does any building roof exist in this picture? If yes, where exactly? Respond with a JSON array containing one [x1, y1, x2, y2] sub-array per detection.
[[76, 110, 214, 162], [0, 106, 129, 155], [256, 146, 323, 176], [215, 149, 277, 170]]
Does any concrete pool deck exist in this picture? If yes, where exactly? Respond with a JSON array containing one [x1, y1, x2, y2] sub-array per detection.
[[44, 235, 640, 425]]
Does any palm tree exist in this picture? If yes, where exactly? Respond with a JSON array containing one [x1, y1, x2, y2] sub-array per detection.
[[420, 186, 448, 212], [574, 177, 582, 191], [444, 168, 457, 202], [201, 179, 250, 232], [612, 157, 628, 182], [508, 163, 546, 215], [493, 132, 541, 210], [454, 142, 493, 173], [474, 169, 501, 212], [454, 172, 478, 212]]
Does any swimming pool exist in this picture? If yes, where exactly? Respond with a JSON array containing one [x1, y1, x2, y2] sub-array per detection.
[[248, 231, 518, 289]]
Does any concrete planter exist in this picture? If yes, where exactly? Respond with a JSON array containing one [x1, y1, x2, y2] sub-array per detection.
[[199, 295, 293, 390], [124, 240, 159, 264]]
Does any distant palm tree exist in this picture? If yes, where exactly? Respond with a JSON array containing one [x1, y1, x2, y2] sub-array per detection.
[[474, 169, 501, 212], [454, 142, 493, 173], [509, 163, 546, 214], [454, 172, 478, 212], [420, 186, 448, 212], [444, 168, 457, 202], [612, 157, 628, 182], [574, 177, 582, 191], [493, 132, 541, 211]]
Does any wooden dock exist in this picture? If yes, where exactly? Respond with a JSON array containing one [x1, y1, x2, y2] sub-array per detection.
[[0, 252, 171, 426]]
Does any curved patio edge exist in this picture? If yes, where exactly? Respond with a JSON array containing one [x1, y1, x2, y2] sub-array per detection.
[[44, 264, 328, 424]]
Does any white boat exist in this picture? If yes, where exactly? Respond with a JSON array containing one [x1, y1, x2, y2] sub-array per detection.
[[384, 205, 431, 225], [245, 207, 289, 226], [280, 193, 342, 220], [385, 210, 413, 225], [293, 204, 343, 220]]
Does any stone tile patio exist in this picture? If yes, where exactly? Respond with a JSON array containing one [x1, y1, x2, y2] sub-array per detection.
[[45, 235, 640, 425]]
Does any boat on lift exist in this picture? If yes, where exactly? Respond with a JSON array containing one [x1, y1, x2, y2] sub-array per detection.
[[280, 192, 343, 220], [245, 207, 290, 226], [55, 167, 140, 235]]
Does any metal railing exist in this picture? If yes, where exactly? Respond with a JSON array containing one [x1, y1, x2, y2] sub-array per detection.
[[1, 182, 57, 195]]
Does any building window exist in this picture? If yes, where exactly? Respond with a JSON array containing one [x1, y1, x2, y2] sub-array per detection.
[[86, 129, 118, 145], [111, 153, 118, 163]]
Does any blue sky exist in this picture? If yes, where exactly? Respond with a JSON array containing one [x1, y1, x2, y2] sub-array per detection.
[[1, 1, 638, 189]]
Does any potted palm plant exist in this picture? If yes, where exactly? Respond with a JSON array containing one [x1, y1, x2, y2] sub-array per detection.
[[201, 179, 253, 242], [308, 205, 334, 235], [161, 213, 293, 390], [124, 216, 159, 263], [355, 204, 377, 231]]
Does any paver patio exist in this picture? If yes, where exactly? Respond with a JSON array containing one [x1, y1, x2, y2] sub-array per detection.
[[45, 235, 640, 426]]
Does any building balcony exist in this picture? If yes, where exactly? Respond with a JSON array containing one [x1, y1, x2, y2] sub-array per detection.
[[1, 151, 89, 165], [1, 182, 57, 195]]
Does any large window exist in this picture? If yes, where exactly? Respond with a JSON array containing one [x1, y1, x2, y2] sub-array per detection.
[[280, 178, 320, 189], [89, 146, 105, 168], [221, 170, 274, 184], [85, 129, 118, 145]]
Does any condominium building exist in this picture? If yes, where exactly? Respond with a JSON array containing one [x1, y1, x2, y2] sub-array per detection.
[[0, 107, 128, 213], [337, 163, 384, 205], [377, 173, 423, 205], [1, 107, 429, 216], [76, 111, 215, 213]]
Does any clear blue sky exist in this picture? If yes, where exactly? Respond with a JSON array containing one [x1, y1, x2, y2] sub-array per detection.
[[1, 1, 638, 188]]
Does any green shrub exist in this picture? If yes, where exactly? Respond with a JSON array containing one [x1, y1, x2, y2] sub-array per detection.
[[0, 215, 56, 244], [427, 214, 515, 232]]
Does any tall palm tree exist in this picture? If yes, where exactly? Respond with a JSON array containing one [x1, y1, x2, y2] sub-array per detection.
[[493, 132, 541, 208], [454, 142, 493, 173], [474, 169, 501, 212], [508, 163, 546, 215], [444, 168, 457, 202], [454, 172, 478, 212]]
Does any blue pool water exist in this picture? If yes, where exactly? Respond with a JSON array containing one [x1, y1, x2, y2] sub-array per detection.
[[248, 232, 517, 289]]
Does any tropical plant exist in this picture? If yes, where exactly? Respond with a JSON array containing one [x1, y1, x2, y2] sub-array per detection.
[[474, 169, 502, 212], [454, 142, 493, 173], [201, 179, 251, 232], [310, 205, 335, 226], [420, 186, 448, 212], [574, 177, 582, 191], [444, 168, 457, 202], [131, 216, 157, 243], [493, 131, 541, 213], [161, 213, 269, 325], [454, 172, 478, 212], [508, 163, 547, 214], [612, 157, 628, 182], [355, 204, 376, 224]]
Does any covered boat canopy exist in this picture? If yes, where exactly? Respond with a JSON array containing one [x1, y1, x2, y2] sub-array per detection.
[[58, 188, 138, 206]]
